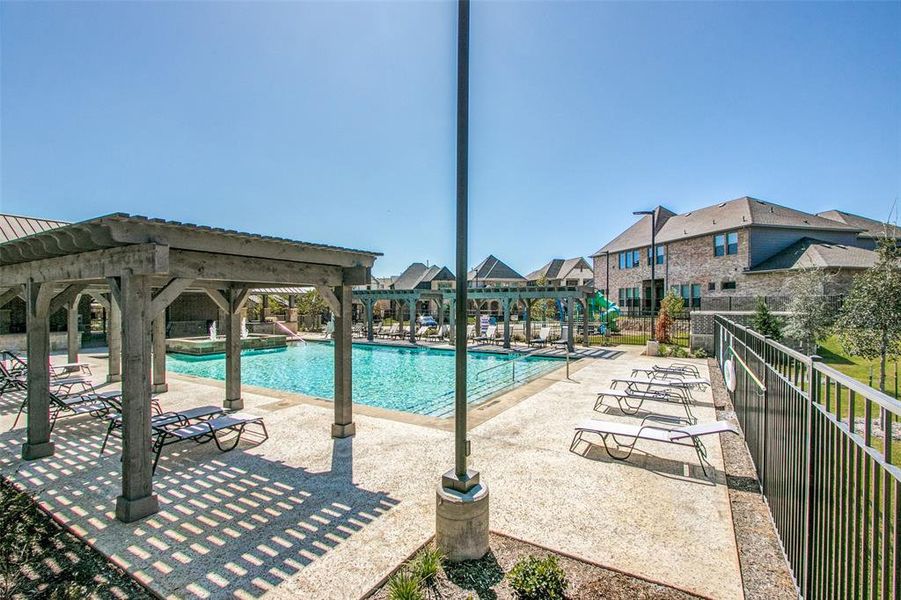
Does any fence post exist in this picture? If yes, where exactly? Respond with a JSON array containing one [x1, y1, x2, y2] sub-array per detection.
[[803, 354, 821, 599]]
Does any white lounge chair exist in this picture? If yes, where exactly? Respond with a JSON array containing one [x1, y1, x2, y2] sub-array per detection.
[[595, 386, 695, 422], [631, 363, 701, 378], [570, 416, 738, 475], [473, 324, 497, 344], [529, 326, 551, 347]]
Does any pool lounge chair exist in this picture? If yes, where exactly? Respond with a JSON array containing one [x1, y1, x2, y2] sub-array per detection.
[[611, 377, 698, 401], [100, 404, 224, 455], [0, 362, 26, 395], [47, 390, 116, 431], [427, 324, 449, 341], [378, 323, 399, 339], [595, 386, 695, 422], [570, 416, 739, 475], [151, 412, 268, 473], [413, 326, 429, 341], [551, 326, 571, 350], [10, 376, 100, 429], [473, 324, 497, 344], [529, 326, 551, 347], [631, 362, 701, 379]]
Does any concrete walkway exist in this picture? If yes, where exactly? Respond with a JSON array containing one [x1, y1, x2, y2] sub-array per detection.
[[0, 347, 742, 599]]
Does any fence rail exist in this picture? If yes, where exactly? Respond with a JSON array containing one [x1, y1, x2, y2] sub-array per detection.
[[715, 315, 900, 599]]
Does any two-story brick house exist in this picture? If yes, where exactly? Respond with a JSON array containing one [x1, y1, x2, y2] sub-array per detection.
[[591, 197, 891, 311]]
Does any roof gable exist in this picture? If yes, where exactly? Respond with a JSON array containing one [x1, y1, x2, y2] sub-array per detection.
[[468, 255, 525, 281], [749, 237, 877, 272], [817, 209, 900, 240]]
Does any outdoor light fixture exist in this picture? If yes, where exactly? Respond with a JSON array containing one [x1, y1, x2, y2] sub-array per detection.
[[633, 209, 657, 339]]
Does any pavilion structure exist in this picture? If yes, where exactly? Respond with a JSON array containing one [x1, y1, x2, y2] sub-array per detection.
[[0, 213, 379, 522], [353, 285, 595, 351]]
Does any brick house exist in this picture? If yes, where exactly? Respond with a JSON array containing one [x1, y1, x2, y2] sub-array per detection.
[[591, 197, 894, 312], [525, 257, 593, 286]]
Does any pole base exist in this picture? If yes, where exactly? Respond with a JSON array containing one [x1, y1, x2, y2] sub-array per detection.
[[115, 494, 160, 523], [107, 374, 122, 383], [21, 441, 55, 460], [151, 383, 168, 394], [331, 422, 356, 438], [436, 480, 490, 562], [223, 398, 244, 410]]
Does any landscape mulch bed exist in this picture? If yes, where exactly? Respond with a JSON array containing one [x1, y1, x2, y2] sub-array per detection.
[[0, 477, 152, 600], [368, 532, 701, 600]]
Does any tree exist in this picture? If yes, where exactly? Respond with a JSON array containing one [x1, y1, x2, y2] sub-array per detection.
[[752, 297, 782, 340], [836, 238, 901, 393], [296, 289, 327, 318], [655, 291, 684, 344], [783, 268, 835, 353]]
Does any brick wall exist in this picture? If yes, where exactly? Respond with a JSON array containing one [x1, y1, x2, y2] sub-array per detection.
[[594, 227, 862, 305]]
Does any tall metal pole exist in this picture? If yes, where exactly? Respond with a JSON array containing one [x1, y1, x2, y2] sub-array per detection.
[[454, 0, 470, 480], [605, 252, 610, 337], [649, 212, 656, 339]]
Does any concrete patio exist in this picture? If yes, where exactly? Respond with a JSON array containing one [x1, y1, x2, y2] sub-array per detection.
[[0, 348, 742, 599]]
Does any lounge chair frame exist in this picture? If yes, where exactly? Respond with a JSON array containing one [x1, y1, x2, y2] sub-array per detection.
[[151, 413, 269, 473]]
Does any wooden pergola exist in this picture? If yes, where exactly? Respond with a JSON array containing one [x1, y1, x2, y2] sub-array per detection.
[[353, 285, 594, 350], [0, 214, 379, 522]]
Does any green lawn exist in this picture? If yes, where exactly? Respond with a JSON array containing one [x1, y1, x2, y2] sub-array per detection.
[[818, 336, 900, 400], [816, 335, 900, 465]]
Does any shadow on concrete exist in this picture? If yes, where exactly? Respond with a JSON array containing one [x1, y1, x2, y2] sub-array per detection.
[[0, 416, 399, 599]]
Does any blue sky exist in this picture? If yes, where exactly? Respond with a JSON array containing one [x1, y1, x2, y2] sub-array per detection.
[[1, 1, 899, 277]]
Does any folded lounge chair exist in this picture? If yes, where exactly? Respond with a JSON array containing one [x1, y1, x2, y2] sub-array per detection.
[[151, 412, 268, 473], [0, 362, 26, 395], [570, 416, 739, 475]]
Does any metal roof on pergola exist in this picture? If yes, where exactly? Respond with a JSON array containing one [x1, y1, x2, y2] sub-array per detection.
[[0, 213, 378, 523]]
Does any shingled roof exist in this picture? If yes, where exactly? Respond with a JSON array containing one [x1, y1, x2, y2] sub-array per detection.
[[747, 237, 877, 273], [0, 213, 69, 243], [526, 257, 591, 282], [468, 255, 525, 282], [391, 262, 454, 289], [592, 197, 862, 255], [816, 209, 900, 240]]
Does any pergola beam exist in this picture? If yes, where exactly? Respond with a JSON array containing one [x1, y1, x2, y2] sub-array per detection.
[[0, 285, 23, 308], [1, 244, 168, 284], [150, 278, 195, 317]]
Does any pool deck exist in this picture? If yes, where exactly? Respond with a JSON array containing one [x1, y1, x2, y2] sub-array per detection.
[[0, 347, 743, 599]]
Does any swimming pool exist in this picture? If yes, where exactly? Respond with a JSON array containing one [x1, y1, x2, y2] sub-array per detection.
[[166, 342, 564, 417]]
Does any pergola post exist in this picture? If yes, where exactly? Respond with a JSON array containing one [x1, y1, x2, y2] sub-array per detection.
[[396, 300, 404, 334], [365, 299, 374, 341], [582, 298, 591, 348], [502, 298, 511, 349], [525, 299, 533, 343], [473, 301, 481, 336], [152, 315, 168, 393], [66, 295, 81, 364], [437, 299, 445, 332], [332, 285, 355, 438], [260, 293, 268, 322], [409, 297, 416, 343], [107, 283, 122, 383], [225, 287, 248, 410], [22, 280, 54, 460], [566, 297, 575, 352], [115, 271, 159, 523], [448, 298, 456, 340]]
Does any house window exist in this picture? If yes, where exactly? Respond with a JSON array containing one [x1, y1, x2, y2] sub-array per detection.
[[646, 245, 665, 265], [691, 284, 701, 308], [619, 250, 643, 269], [722, 281, 737, 290], [714, 231, 739, 256], [708, 282, 716, 291]]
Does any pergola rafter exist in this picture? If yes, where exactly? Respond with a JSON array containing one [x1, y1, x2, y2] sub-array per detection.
[[0, 214, 379, 523]]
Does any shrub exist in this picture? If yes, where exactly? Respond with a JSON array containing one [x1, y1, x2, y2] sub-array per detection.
[[751, 297, 782, 339], [386, 569, 423, 600], [409, 545, 443, 586], [507, 555, 568, 600], [655, 291, 684, 343], [659, 344, 689, 358], [692, 347, 709, 359]]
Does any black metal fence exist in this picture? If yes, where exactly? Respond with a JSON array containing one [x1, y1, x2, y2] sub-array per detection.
[[598, 311, 690, 347], [715, 315, 900, 599]]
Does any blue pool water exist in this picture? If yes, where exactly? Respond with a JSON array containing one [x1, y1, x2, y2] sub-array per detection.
[[166, 343, 564, 417]]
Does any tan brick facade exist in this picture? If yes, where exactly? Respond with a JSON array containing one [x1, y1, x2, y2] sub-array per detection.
[[593, 227, 859, 306]]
